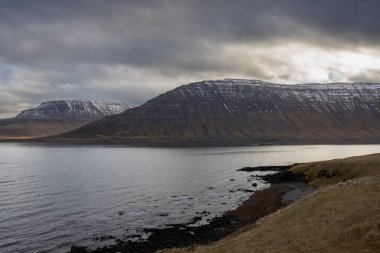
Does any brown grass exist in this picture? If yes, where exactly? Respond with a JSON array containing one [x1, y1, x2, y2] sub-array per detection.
[[291, 153, 380, 187], [164, 154, 380, 253]]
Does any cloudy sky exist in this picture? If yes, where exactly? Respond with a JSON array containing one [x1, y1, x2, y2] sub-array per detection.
[[1, 0, 380, 117]]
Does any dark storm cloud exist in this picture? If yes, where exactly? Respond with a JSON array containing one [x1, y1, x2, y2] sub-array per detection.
[[0, 0, 379, 116], [280, 0, 380, 46], [2, 0, 380, 68]]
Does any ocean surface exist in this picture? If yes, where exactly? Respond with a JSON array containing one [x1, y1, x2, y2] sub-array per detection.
[[1, 144, 380, 253]]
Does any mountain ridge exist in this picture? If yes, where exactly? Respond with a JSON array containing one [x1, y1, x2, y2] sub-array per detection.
[[15, 100, 134, 121], [0, 99, 134, 138], [50, 79, 380, 145]]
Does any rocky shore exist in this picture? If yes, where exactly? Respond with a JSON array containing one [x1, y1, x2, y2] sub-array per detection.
[[71, 165, 313, 253]]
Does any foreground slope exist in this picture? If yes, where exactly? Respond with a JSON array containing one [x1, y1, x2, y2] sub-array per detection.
[[167, 154, 380, 253], [0, 100, 133, 138], [59, 79, 380, 144]]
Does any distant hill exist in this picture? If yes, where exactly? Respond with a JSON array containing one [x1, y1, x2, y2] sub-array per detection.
[[56, 79, 380, 145], [0, 100, 134, 138]]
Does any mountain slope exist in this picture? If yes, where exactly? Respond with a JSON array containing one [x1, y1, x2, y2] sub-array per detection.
[[15, 100, 134, 121], [0, 100, 134, 138], [59, 79, 380, 144]]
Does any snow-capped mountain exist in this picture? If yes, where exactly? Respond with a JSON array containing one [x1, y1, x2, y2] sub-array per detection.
[[16, 100, 133, 121], [61, 79, 380, 145], [0, 100, 134, 138]]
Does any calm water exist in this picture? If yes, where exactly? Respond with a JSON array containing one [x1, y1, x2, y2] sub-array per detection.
[[1, 144, 380, 253]]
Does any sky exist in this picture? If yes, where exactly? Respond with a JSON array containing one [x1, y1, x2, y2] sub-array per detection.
[[1, 0, 380, 117]]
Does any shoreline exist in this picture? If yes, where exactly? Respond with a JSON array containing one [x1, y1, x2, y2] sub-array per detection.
[[3, 138, 380, 149], [164, 154, 380, 253], [71, 166, 313, 253], [4, 135, 380, 147]]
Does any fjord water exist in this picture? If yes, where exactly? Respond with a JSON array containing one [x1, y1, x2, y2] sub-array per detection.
[[1, 144, 380, 253]]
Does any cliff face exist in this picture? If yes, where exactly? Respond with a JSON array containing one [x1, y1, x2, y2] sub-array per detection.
[[63, 79, 380, 144], [0, 100, 134, 138]]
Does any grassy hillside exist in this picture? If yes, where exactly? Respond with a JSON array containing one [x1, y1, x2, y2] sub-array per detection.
[[0, 119, 86, 138], [291, 153, 380, 187], [165, 154, 380, 253]]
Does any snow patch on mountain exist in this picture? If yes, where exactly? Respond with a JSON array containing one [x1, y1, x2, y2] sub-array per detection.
[[16, 100, 134, 121]]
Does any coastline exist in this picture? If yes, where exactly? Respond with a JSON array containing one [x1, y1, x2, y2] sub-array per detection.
[[3, 136, 380, 148], [71, 166, 313, 253], [165, 154, 380, 253]]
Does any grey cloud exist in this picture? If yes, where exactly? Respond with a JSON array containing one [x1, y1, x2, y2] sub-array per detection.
[[349, 69, 380, 83], [4, 0, 379, 69], [0, 0, 380, 116]]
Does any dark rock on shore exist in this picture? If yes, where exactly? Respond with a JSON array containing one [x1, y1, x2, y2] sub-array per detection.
[[84, 215, 240, 253], [71, 246, 88, 253], [237, 164, 306, 184], [236, 188, 255, 193], [237, 164, 301, 172], [261, 170, 305, 184], [73, 184, 311, 253], [94, 235, 116, 241], [189, 216, 202, 224], [71, 164, 310, 253]]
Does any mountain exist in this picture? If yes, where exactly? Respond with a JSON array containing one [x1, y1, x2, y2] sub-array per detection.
[[0, 100, 134, 138], [57, 79, 380, 145], [15, 100, 134, 121]]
